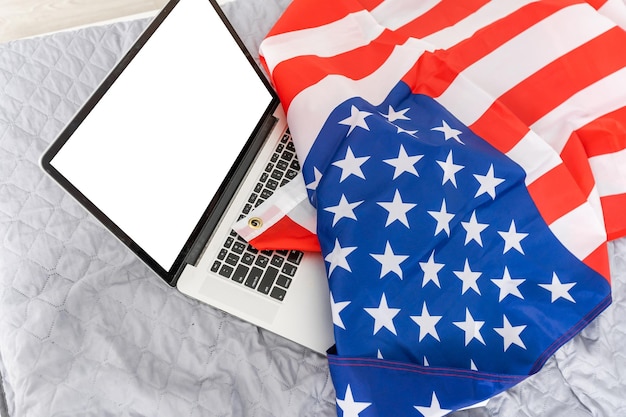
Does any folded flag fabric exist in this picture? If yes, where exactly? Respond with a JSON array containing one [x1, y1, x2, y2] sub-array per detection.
[[234, 0, 626, 414]]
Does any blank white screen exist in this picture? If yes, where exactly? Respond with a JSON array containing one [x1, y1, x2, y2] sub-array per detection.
[[50, 0, 273, 270]]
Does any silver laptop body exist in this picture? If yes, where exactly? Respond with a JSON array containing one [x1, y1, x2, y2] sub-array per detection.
[[40, 0, 334, 354]]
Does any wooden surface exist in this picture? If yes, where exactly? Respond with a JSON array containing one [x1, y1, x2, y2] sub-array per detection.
[[0, 0, 169, 43]]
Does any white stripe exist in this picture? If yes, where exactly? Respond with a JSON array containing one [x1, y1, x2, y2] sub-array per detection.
[[234, 173, 311, 241], [549, 203, 607, 261], [589, 148, 626, 197], [424, 0, 536, 49], [289, 38, 432, 161], [598, 0, 626, 30], [370, 0, 440, 31], [531, 67, 626, 154], [260, 10, 385, 75], [505, 131, 561, 185], [288, 199, 318, 233], [437, 4, 614, 125]]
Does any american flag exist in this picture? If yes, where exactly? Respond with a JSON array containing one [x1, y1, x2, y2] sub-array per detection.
[[234, 0, 626, 414]]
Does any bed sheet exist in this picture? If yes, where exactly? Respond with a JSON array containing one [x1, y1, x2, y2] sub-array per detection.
[[0, 0, 625, 416]]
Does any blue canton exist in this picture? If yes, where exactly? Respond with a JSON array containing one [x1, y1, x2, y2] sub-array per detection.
[[302, 82, 611, 415]]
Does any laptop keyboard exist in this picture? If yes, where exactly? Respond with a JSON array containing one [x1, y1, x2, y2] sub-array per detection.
[[209, 131, 304, 302]]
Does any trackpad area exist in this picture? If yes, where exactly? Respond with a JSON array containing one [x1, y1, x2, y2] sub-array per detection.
[[200, 276, 280, 324]]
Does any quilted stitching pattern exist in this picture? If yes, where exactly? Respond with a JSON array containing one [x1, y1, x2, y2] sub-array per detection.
[[1, 1, 625, 416], [0, 13, 336, 417]]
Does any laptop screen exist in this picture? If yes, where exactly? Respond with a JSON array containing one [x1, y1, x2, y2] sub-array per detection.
[[44, 0, 274, 273]]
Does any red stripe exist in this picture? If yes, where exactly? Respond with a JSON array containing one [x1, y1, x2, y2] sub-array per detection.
[[356, 0, 385, 11], [396, 0, 490, 39], [249, 216, 321, 252], [439, 0, 584, 88], [583, 242, 611, 281], [601, 193, 626, 241], [272, 29, 400, 111], [575, 106, 626, 158], [468, 100, 531, 154], [559, 132, 596, 197], [266, 0, 365, 37], [497, 27, 626, 126], [585, 0, 609, 9], [526, 164, 588, 226]]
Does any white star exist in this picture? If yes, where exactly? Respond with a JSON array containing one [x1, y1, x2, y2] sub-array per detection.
[[427, 199, 455, 236], [453, 308, 486, 346], [306, 167, 323, 191], [453, 259, 482, 295], [474, 164, 505, 199], [470, 359, 478, 371], [383, 145, 423, 179], [330, 292, 350, 330], [419, 251, 445, 288], [324, 194, 363, 226], [337, 385, 372, 417], [370, 241, 409, 279], [491, 267, 525, 302], [396, 126, 419, 136], [423, 356, 430, 366], [332, 146, 370, 182], [377, 189, 417, 227], [381, 105, 410, 122], [494, 315, 527, 352], [538, 272, 576, 303], [410, 302, 442, 342], [436, 150, 464, 187], [431, 120, 464, 144], [497, 220, 528, 255], [339, 105, 373, 136], [364, 293, 401, 335], [461, 210, 488, 247], [414, 392, 452, 417], [324, 239, 357, 277]]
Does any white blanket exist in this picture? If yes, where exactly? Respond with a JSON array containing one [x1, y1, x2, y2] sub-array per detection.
[[0, 0, 625, 416]]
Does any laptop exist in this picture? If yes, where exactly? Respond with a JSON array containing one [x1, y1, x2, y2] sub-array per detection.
[[40, 0, 334, 354]]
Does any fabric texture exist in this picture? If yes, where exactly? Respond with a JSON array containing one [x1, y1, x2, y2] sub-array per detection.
[[232, 0, 626, 415], [1, 0, 626, 416]]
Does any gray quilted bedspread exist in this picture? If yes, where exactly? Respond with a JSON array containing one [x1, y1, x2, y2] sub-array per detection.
[[1, 1, 626, 416]]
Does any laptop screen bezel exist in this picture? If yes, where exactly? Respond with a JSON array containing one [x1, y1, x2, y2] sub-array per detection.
[[40, 0, 280, 286]]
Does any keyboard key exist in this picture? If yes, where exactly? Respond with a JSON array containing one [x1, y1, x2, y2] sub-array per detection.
[[281, 263, 297, 277], [232, 241, 246, 254], [270, 287, 286, 301], [285, 169, 298, 180], [276, 159, 289, 171], [258, 267, 279, 294], [290, 159, 300, 171], [271, 170, 283, 181], [232, 264, 249, 283], [265, 162, 274, 172], [225, 253, 240, 266], [266, 179, 279, 190], [260, 188, 273, 200], [224, 237, 234, 248], [270, 255, 284, 268], [281, 150, 294, 161], [217, 249, 227, 260], [210, 260, 221, 273], [287, 250, 303, 264], [245, 267, 263, 289], [241, 252, 255, 265], [276, 275, 292, 289], [219, 264, 234, 278], [255, 255, 269, 268]]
